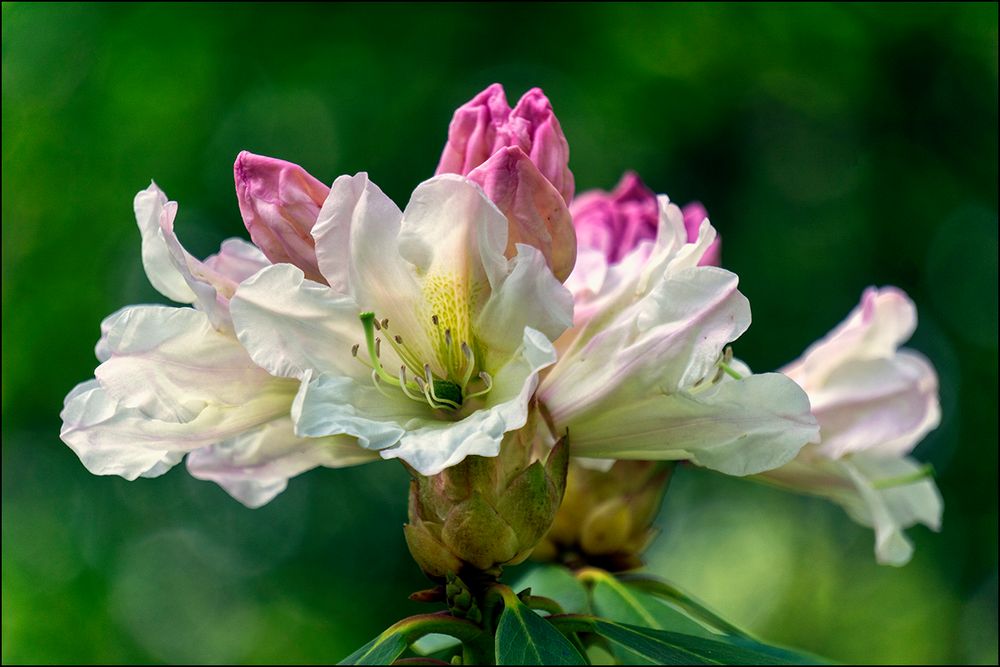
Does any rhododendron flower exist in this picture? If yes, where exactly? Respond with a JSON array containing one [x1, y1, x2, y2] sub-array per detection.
[[60, 183, 375, 508], [230, 171, 574, 477], [759, 287, 942, 565], [539, 186, 820, 476]]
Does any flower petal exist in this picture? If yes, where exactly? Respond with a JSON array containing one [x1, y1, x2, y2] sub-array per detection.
[[185, 417, 376, 508], [60, 379, 296, 481], [467, 146, 576, 281], [807, 350, 941, 459], [134, 183, 197, 304], [94, 305, 287, 423], [234, 151, 329, 282], [230, 263, 365, 380], [783, 286, 918, 388], [291, 369, 429, 451], [561, 373, 819, 476], [476, 243, 573, 362], [542, 266, 749, 424]]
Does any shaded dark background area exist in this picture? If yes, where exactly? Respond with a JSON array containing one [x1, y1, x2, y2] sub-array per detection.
[[3, 3, 996, 663]]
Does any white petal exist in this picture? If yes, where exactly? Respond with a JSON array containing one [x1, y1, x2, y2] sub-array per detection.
[[135, 183, 197, 304], [379, 327, 558, 476], [783, 287, 918, 388], [230, 263, 365, 380], [312, 171, 402, 296], [563, 373, 819, 476], [476, 243, 573, 361], [808, 350, 941, 459], [94, 305, 285, 423], [397, 174, 509, 294], [542, 266, 749, 424], [185, 417, 376, 508], [60, 380, 295, 481], [291, 370, 428, 451]]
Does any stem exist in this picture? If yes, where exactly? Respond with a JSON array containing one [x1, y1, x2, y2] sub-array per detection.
[[521, 594, 565, 616], [870, 463, 935, 490]]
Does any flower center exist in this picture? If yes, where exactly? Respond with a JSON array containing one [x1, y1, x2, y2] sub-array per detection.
[[354, 311, 493, 412]]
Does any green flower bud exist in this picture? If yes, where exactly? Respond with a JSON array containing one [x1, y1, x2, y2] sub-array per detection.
[[404, 406, 569, 581], [533, 460, 674, 572]]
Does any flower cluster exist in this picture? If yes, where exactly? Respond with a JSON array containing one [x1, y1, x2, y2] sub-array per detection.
[[61, 83, 940, 572]]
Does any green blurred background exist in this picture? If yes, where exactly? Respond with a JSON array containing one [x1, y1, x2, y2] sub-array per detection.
[[3, 3, 997, 664]]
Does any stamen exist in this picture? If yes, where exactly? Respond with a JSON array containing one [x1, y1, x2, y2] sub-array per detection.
[[871, 463, 935, 490], [460, 342, 475, 390], [398, 366, 424, 402], [718, 361, 743, 381], [444, 329, 452, 347], [464, 371, 493, 400]]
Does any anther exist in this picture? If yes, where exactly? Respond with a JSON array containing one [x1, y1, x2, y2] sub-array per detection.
[[394, 335, 404, 345], [375, 337, 381, 357], [381, 318, 389, 330], [432, 314, 439, 326], [444, 329, 453, 347], [351, 344, 360, 357], [373, 318, 382, 331]]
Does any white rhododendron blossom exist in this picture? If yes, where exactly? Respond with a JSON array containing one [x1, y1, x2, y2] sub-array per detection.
[[760, 287, 942, 565], [60, 184, 375, 508], [539, 195, 821, 475], [230, 173, 574, 477]]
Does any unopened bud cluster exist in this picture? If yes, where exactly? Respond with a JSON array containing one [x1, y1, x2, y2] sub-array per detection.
[[533, 460, 674, 571], [404, 407, 569, 580]]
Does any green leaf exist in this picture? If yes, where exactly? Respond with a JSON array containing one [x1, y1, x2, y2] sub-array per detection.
[[617, 575, 754, 639], [338, 630, 409, 665], [589, 573, 714, 638], [495, 594, 586, 665], [592, 620, 827, 665]]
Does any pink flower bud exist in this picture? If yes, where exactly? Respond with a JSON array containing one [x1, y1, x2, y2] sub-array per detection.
[[436, 84, 574, 203], [234, 151, 329, 283], [571, 172, 721, 266], [467, 146, 576, 282]]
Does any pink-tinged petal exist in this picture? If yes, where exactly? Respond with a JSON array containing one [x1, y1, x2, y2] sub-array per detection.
[[467, 146, 576, 281], [436, 84, 574, 203], [806, 350, 941, 460], [506, 88, 574, 202], [782, 286, 918, 389], [234, 151, 329, 283], [780, 287, 940, 460], [682, 202, 721, 267], [94, 305, 286, 423], [436, 83, 511, 177], [186, 418, 376, 508], [135, 183, 269, 333], [542, 266, 751, 424]]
